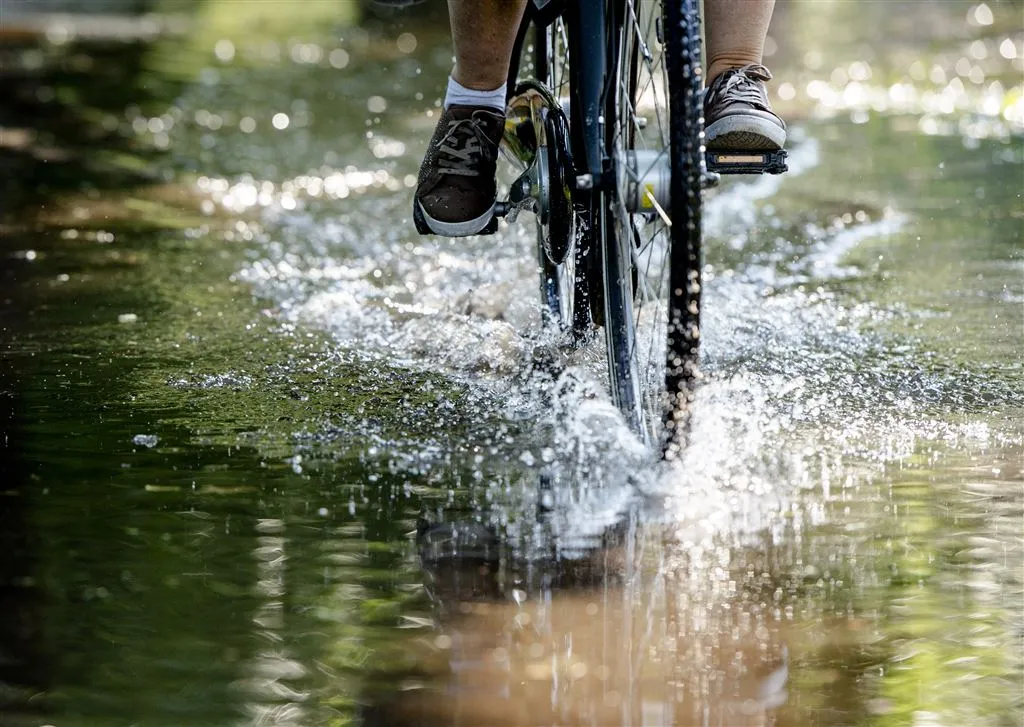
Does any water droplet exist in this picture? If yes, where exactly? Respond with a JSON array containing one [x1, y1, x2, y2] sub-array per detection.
[[132, 433, 158, 447]]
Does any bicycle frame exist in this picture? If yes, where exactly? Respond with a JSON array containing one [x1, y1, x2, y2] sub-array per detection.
[[507, 0, 612, 191]]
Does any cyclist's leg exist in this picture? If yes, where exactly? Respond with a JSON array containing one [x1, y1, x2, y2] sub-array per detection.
[[449, 0, 528, 94], [705, 0, 775, 83], [703, 0, 786, 150], [414, 0, 528, 236]]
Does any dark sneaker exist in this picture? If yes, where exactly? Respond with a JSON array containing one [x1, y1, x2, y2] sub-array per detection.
[[704, 64, 786, 151], [414, 104, 505, 236]]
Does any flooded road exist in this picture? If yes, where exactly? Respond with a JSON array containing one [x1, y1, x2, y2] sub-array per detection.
[[1, 1, 1022, 725]]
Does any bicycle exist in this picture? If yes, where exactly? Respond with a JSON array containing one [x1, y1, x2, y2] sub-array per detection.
[[415, 0, 787, 455]]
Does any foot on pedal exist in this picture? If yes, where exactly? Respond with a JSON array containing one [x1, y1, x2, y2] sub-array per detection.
[[703, 64, 788, 175], [413, 105, 504, 236], [704, 64, 787, 152]]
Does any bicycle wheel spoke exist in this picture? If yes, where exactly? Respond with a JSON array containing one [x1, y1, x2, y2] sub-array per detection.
[[556, 21, 570, 96]]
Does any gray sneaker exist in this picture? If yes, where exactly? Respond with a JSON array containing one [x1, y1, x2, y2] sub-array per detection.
[[414, 105, 505, 236], [704, 64, 786, 151]]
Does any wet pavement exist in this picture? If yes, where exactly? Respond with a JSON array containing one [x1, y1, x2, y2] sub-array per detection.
[[1, 1, 1022, 725]]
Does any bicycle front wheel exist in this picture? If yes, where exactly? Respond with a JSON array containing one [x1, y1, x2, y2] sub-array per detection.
[[601, 0, 704, 451]]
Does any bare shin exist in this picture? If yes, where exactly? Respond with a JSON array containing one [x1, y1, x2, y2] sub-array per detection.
[[448, 0, 529, 90], [705, 0, 777, 82]]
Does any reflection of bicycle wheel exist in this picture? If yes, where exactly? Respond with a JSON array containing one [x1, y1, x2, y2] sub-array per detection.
[[601, 0, 704, 450]]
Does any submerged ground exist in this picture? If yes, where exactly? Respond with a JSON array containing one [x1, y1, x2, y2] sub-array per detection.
[[1, 1, 1022, 725]]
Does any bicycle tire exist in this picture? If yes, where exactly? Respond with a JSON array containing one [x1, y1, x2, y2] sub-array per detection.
[[601, 0, 703, 450]]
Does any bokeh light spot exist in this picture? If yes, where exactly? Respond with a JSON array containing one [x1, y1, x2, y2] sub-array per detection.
[[397, 32, 417, 54], [214, 39, 235, 63], [329, 48, 350, 69]]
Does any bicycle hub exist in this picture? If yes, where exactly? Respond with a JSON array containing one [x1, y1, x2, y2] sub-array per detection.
[[627, 150, 671, 216]]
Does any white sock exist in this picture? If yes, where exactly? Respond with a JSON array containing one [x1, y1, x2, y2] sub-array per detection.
[[444, 76, 506, 112]]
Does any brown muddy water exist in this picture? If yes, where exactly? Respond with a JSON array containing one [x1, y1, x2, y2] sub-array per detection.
[[0, 1, 1022, 726]]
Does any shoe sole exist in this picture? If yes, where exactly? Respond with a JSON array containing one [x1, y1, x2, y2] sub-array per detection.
[[705, 116, 786, 151], [415, 200, 497, 237]]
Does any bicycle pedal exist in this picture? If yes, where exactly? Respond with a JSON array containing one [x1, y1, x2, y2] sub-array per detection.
[[705, 149, 788, 175]]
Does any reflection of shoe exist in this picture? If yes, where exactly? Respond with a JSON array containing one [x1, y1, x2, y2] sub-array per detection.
[[417, 519, 500, 563], [417, 520, 502, 607], [704, 64, 786, 151], [414, 105, 505, 236]]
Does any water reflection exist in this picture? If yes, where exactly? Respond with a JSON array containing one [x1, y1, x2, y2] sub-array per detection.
[[239, 518, 311, 726], [362, 443, 1023, 727], [379, 513, 792, 727]]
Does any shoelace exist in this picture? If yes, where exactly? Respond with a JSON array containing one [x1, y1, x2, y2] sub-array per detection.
[[435, 112, 499, 177], [706, 63, 773, 112]]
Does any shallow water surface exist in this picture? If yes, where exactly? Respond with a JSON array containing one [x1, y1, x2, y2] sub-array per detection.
[[1, 2, 1021, 726]]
